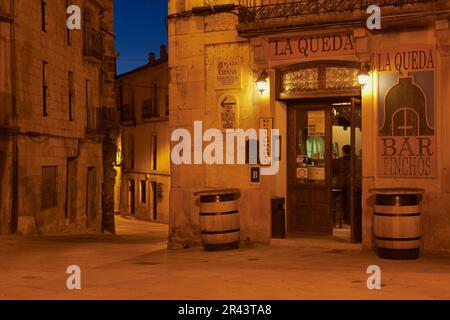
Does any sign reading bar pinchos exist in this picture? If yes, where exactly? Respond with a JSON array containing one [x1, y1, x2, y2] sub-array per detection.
[[377, 45, 437, 178]]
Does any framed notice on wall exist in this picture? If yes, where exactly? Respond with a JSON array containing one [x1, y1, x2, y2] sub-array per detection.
[[214, 58, 242, 90], [308, 111, 325, 136]]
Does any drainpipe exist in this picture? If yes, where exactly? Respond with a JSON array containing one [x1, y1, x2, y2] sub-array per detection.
[[9, 0, 18, 234]]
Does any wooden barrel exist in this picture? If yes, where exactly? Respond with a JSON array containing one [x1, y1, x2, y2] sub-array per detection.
[[195, 189, 241, 251], [371, 188, 424, 260]]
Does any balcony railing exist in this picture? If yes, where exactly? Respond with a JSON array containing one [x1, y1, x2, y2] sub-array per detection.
[[238, 0, 437, 23], [83, 27, 103, 61]]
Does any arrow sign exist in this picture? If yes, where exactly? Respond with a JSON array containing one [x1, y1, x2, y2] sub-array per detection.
[[221, 96, 236, 109]]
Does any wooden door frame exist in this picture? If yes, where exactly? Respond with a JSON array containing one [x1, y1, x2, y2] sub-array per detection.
[[286, 97, 362, 237], [350, 97, 362, 243], [287, 102, 333, 235]]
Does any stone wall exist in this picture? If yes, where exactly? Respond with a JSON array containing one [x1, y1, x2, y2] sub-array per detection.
[[168, 0, 273, 248], [0, 0, 117, 235]]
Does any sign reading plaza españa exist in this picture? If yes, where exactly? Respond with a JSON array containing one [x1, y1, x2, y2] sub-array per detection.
[[269, 32, 356, 60], [214, 58, 242, 90], [377, 45, 437, 178]]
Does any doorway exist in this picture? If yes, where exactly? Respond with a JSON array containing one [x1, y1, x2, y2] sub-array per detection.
[[287, 98, 362, 243], [65, 158, 77, 224], [128, 179, 135, 216], [86, 167, 97, 228], [151, 181, 158, 221]]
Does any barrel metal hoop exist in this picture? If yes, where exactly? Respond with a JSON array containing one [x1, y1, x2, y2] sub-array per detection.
[[374, 212, 421, 217], [200, 193, 239, 203], [201, 228, 240, 235], [375, 236, 422, 242], [376, 194, 419, 206], [200, 210, 239, 216], [203, 242, 240, 251]]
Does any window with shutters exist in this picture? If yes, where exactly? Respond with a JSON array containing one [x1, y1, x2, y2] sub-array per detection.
[[142, 98, 157, 119], [41, 166, 57, 210], [68, 71, 74, 121], [41, 0, 47, 32], [43, 61, 48, 116]]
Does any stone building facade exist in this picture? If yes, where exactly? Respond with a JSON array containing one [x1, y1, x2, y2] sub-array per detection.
[[168, 0, 450, 254], [0, 0, 118, 235], [117, 46, 171, 224]]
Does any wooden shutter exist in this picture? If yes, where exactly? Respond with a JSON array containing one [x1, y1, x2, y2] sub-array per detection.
[[41, 166, 57, 209]]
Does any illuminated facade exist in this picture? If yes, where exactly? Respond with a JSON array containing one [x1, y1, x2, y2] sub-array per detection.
[[168, 0, 450, 254], [117, 46, 171, 224]]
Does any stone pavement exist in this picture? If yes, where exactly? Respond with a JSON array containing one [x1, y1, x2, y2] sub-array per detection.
[[0, 217, 449, 300]]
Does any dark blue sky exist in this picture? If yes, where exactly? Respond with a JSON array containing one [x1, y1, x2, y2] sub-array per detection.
[[115, 1, 168, 75]]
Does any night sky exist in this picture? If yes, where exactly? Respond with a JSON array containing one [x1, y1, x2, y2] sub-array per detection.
[[115, 1, 168, 75]]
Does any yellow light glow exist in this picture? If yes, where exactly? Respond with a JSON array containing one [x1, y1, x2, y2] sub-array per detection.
[[256, 80, 269, 95], [256, 70, 269, 95], [358, 74, 370, 86]]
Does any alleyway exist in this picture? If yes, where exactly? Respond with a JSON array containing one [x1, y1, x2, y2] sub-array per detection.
[[0, 217, 449, 300]]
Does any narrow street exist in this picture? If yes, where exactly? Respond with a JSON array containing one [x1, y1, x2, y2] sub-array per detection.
[[0, 217, 449, 300]]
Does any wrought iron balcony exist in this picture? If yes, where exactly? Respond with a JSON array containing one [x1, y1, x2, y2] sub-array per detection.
[[238, 0, 438, 24], [83, 27, 103, 62]]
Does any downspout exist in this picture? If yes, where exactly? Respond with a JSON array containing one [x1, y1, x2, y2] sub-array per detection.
[[9, 0, 18, 234]]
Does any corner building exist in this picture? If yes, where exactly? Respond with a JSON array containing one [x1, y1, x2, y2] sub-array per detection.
[[168, 0, 450, 254]]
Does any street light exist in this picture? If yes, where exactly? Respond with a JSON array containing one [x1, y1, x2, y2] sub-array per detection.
[[256, 69, 269, 95], [358, 63, 371, 87]]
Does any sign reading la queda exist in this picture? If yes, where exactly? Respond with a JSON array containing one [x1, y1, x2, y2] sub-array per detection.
[[269, 33, 356, 60], [377, 45, 437, 178]]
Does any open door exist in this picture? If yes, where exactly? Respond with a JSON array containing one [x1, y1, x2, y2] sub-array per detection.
[[287, 104, 333, 235], [287, 99, 362, 241]]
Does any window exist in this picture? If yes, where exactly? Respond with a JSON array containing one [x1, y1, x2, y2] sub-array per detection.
[[85, 79, 91, 108], [151, 135, 157, 171], [41, 0, 46, 32], [42, 61, 48, 116], [140, 180, 147, 204], [99, 69, 104, 107], [68, 71, 74, 121], [86, 79, 95, 132], [41, 166, 57, 209], [142, 99, 157, 119], [165, 95, 169, 116], [130, 135, 135, 169], [66, 0, 72, 45]]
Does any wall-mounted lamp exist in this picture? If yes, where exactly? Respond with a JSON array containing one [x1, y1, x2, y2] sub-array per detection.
[[114, 147, 123, 167], [358, 63, 371, 87], [256, 69, 269, 95]]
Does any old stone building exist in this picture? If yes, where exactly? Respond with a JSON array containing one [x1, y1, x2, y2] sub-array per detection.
[[167, 0, 450, 255], [0, 0, 118, 235], [117, 46, 171, 224]]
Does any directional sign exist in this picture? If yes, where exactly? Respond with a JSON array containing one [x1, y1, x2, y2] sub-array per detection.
[[221, 96, 236, 109], [218, 95, 238, 130]]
